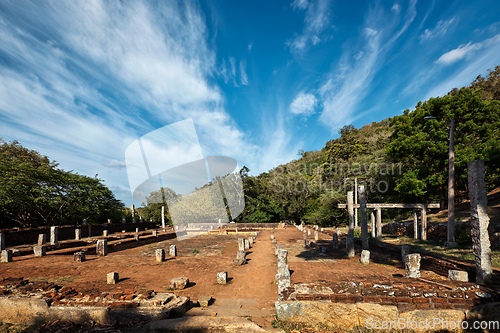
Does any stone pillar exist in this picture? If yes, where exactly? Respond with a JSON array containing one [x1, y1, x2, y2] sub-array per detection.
[[314, 230, 319, 241], [75, 229, 81, 240], [307, 229, 311, 236], [277, 249, 288, 267], [275, 244, 282, 256], [156, 249, 165, 263], [217, 271, 227, 284], [152, 230, 158, 237], [276, 264, 291, 295], [131, 204, 136, 223], [360, 250, 370, 264], [103, 230, 108, 237], [370, 210, 376, 238], [0, 232, 4, 251], [38, 234, 46, 245], [161, 206, 166, 228], [74, 252, 86, 262], [122, 216, 126, 224], [420, 208, 427, 241], [96, 239, 107, 256], [359, 185, 368, 250], [404, 253, 421, 278], [235, 227, 238, 233], [376, 207, 382, 240], [303, 233, 307, 248], [107, 272, 119, 284], [413, 209, 419, 239], [448, 270, 468, 282], [244, 239, 250, 250], [134, 234, 140, 242], [401, 245, 410, 263], [346, 191, 355, 257], [332, 232, 338, 250], [34, 245, 46, 257], [136, 228, 140, 233], [270, 235, 275, 240], [238, 238, 245, 251], [468, 159, 493, 283], [233, 250, 246, 265], [170, 244, 177, 257], [50, 226, 58, 246], [249, 237, 254, 246], [107, 219, 112, 224], [1, 250, 12, 263]]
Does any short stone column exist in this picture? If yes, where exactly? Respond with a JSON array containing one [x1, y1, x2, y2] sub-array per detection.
[[50, 226, 59, 246], [238, 238, 245, 251], [270, 235, 275, 240], [360, 250, 370, 264], [249, 237, 254, 246], [107, 272, 119, 284], [75, 229, 81, 240], [156, 249, 165, 263], [276, 264, 291, 295], [136, 228, 140, 233], [1, 250, 12, 263], [244, 239, 250, 250], [235, 227, 238, 233], [38, 234, 46, 245], [307, 229, 311, 236], [404, 253, 421, 278], [103, 230, 109, 237], [122, 216, 126, 224], [134, 234, 140, 242], [314, 230, 318, 241], [346, 191, 355, 257], [74, 252, 86, 262], [448, 270, 468, 282], [358, 185, 369, 250], [217, 271, 228, 284], [34, 245, 46, 257], [0, 232, 4, 251], [277, 249, 288, 267], [468, 159, 493, 283], [107, 219, 112, 224], [170, 245, 177, 257], [332, 232, 338, 250], [401, 245, 410, 263], [302, 233, 307, 248], [96, 239, 107, 256], [275, 244, 282, 256], [152, 230, 158, 237], [233, 250, 246, 265], [420, 208, 427, 241]]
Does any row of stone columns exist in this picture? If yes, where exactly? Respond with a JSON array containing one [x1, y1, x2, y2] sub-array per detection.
[[412, 207, 427, 240]]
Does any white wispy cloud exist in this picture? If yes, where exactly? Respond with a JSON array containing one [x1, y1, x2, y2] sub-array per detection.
[[0, 0, 257, 205], [436, 41, 482, 65], [287, 0, 332, 52], [239, 60, 248, 85], [318, 0, 417, 131], [420, 18, 455, 42], [290, 92, 318, 116]]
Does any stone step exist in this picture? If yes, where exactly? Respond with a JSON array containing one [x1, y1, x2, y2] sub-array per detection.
[[186, 305, 275, 317], [148, 316, 282, 332]]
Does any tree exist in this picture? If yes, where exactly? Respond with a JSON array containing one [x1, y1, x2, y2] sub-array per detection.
[[0, 139, 124, 228]]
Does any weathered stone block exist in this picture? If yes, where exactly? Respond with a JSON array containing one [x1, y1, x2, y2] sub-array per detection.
[[96, 239, 107, 256], [50, 226, 58, 246], [198, 295, 212, 307], [152, 230, 158, 237], [360, 250, 370, 264], [107, 272, 119, 284], [217, 271, 227, 284], [277, 249, 288, 267], [249, 237, 254, 245], [275, 244, 282, 256], [33, 245, 46, 257], [38, 234, 46, 245], [448, 270, 468, 282], [233, 250, 246, 265], [238, 238, 245, 251], [170, 277, 189, 290], [103, 230, 108, 237], [75, 229, 81, 240], [74, 252, 86, 262], [1, 250, 12, 263], [156, 249, 165, 263], [405, 253, 421, 278], [314, 231, 319, 241], [170, 245, 177, 257], [244, 239, 250, 250]]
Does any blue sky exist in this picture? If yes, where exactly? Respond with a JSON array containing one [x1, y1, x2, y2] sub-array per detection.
[[1, 0, 500, 208]]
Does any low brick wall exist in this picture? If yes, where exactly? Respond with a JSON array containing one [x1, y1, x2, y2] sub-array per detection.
[[1, 222, 158, 247]]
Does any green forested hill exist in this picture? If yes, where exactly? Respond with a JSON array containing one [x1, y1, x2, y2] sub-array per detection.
[[234, 65, 500, 226]]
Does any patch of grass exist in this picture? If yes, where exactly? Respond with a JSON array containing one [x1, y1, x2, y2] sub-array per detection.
[[58, 276, 73, 282], [192, 248, 199, 254], [166, 287, 173, 291]]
